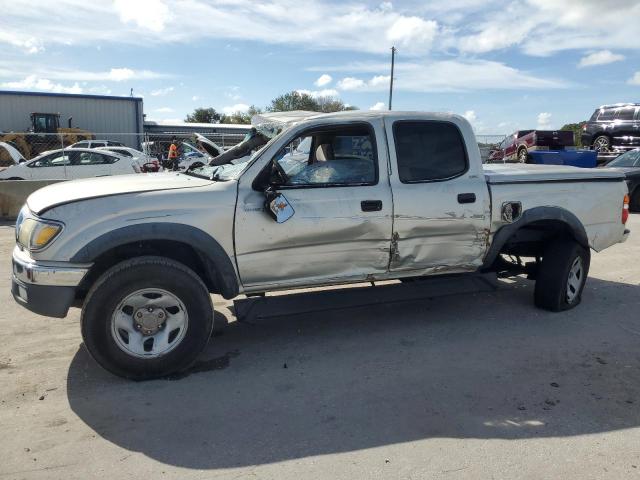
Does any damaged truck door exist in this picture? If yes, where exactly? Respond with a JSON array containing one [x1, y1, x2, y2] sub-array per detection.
[[384, 118, 491, 274], [234, 120, 394, 288]]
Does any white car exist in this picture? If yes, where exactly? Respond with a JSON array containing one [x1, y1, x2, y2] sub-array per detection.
[[0, 147, 140, 180], [98, 146, 156, 164], [69, 140, 124, 149]]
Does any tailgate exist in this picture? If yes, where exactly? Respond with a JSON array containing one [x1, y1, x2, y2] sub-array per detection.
[[533, 130, 574, 149]]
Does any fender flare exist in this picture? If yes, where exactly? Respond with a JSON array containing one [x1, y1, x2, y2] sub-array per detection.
[[482, 206, 589, 269], [70, 223, 239, 299]]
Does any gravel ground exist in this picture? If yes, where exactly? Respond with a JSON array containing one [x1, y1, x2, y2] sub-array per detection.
[[0, 215, 639, 480]]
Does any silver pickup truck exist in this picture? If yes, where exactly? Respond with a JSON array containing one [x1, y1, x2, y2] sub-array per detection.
[[11, 111, 631, 379]]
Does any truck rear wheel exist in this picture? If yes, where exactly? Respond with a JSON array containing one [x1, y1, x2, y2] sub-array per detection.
[[534, 239, 590, 312], [517, 147, 528, 163], [81, 256, 214, 380]]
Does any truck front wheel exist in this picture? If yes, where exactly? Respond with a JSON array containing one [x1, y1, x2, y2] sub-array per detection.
[[81, 256, 214, 380], [534, 239, 590, 312]]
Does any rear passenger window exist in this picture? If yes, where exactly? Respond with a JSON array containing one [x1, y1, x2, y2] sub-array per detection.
[[615, 108, 635, 121], [393, 121, 468, 183]]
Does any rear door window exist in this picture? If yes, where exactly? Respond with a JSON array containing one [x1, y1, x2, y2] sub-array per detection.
[[615, 107, 635, 121], [393, 121, 468, 183]]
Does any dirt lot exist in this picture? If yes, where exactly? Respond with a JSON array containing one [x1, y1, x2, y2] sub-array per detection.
[[1, 216, 639, 479]]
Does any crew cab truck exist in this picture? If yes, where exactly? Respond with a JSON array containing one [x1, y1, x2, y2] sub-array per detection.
[[11, 111, 630, 380]]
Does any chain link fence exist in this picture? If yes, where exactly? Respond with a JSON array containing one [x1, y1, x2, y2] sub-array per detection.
[[0, 131, 248, 167], [476, 134, 507, 163], [0, 131, 509, 168]]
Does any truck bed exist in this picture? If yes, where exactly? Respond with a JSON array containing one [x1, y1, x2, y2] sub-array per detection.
[[484, 164, 627, 253], [483, 163, 624, 184]]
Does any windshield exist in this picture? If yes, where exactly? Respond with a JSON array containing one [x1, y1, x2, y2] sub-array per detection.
[[608, 150, 640, 167], [183, 138, 275, 181]]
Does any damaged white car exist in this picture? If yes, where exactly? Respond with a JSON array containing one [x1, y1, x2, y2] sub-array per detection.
[[11, 111, 630, 379]]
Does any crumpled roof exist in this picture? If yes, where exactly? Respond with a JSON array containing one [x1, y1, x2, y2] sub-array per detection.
[[251, 110, 322, 138]]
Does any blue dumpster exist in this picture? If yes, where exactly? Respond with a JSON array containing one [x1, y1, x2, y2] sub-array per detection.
[[528, 150, 597, 168]]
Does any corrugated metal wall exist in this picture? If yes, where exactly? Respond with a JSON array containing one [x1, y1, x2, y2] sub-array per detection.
[[0, 92, 143, 148]]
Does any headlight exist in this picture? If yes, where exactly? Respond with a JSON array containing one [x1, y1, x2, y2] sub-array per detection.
[[16, 217, 63, 251]]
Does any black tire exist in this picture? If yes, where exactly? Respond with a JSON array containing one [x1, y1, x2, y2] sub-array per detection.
[[81, 256, 214, 380], [630, 189, 640, 213], [517, 147, 528, 163], [534, 239, 590, 312], [592, 135, 610, 152]]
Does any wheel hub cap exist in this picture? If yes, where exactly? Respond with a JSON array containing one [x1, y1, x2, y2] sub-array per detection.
[[566, 257, 583, 303], [134, 307, 166, 336], [111, 288, 188, 358]]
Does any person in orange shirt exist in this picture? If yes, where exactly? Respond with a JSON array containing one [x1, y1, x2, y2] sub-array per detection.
[[168, 137, 179, 171]]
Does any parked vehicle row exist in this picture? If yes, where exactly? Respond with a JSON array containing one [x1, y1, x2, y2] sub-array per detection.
[[10, 111, 630, 380], [0, 147, 143, 180], [602, 148, 640, 211], [582, 103, 640, 153], [488, 129, 575, 163]]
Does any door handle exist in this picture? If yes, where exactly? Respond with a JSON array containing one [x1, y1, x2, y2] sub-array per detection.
[[361, 200, 383, 212], [457, 193, 476, 204]]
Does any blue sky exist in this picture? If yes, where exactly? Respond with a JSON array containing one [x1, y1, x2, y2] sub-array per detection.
[[1, 0, 639, 134]]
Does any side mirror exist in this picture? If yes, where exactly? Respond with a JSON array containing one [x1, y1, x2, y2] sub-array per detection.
[[264, 188, 295, 223]]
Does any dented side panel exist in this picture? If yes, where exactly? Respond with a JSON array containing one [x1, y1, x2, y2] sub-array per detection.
[[234, 118, 394, 288], [384, 115, 492, 274]]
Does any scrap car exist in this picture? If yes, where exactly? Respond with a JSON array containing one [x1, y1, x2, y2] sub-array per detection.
[[10, 111, 630, 379]]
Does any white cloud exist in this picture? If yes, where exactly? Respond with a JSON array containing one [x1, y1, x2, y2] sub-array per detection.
[[386, 17, 438, 52], [108, 68, 135, 81], [155, 107, 174, 113], [314, 74, 332, 87], [113, 0, 170, 32], [223, 103, 250, 114], [0, 0, 443, 56], [337, 77, 367, 90], [463, 110, 477, 123], [456, 0, 640, 56], [192, 95, 201, 101], [628, 72, 640, 86], [369, 102, 386, 111], [537, 112, 552, 129], [1, 75, 82, 94], [333, 59, 567, 92], [578, 50, 625, 68], [0, 32, 44, 54], [296, 88, 340, 98], [151, 86, 174, 96]]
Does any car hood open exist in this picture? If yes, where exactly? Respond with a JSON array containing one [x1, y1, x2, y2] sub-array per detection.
[[28, 173, 213, 215], [0, 141, 26, 164]]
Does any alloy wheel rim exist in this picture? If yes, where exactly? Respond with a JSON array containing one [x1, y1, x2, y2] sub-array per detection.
[[518, 150, 527, 162], [111, 288, 188, 358], [595, 137, 609, 151], [566, 256, 583, 303]]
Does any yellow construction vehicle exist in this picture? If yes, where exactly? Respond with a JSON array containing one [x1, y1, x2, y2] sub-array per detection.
[[0, 113, 94, 165]]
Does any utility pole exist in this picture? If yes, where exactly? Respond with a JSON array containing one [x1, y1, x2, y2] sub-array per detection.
[[388, 46, 396, 111]]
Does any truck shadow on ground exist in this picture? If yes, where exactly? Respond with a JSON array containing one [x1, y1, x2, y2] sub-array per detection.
[[67, 274, 640, 469]]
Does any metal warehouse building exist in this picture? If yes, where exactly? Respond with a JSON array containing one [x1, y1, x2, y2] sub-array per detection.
[[0, 90, 144, 148]]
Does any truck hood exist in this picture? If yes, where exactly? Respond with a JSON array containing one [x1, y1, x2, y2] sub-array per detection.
[[27, 173, 213, 215]]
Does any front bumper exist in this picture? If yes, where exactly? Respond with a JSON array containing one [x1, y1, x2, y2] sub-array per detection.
[[11, 246, 89, 318]]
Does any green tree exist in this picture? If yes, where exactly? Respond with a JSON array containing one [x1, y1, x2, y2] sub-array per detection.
[[219, 105, 263, 124], [267, 91, 319, 112], [185, 107, 221, 123], [315, 96, 358, 113], [560, 122, 587, 148], [267, 91, 357, 113]]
